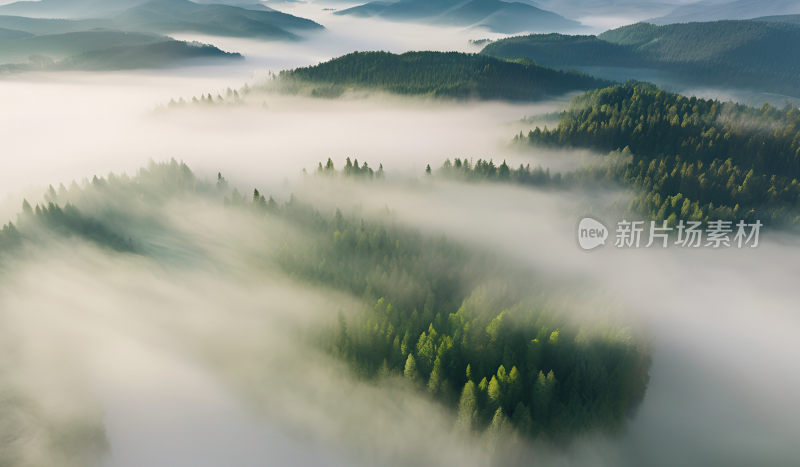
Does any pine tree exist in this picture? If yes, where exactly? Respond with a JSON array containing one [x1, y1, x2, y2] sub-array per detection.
[[507, 366, 522, 410], [427, 357, 443, 394], [456, 380, 478, 434], [485, 407, 512, 453], [511, 402, 532, 436], [21, 199, 33, 216], [378, 359, 391, 379], [488, 375, 503, 414], [404, 354, 420, 384]]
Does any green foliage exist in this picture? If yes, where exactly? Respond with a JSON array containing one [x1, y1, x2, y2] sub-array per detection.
[[274, 51, 613, 101], [246, 161, 651, 442], [516, 83, 800, 226], [439, 157, 563, 188]]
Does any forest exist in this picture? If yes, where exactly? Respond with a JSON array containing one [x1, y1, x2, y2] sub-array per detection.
[[510, 83, 800, 227], [271, 51, 613, 100], [225, 159, 652, 444], [481, 20, 800, 96], [0, 159, 651, 449]]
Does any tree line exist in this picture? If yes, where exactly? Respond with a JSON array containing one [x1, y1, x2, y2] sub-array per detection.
[[513, 83, 800, 227], [273, 51, 613, 101]]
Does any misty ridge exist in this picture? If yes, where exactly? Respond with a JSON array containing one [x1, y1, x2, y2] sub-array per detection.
[[480, 19, 800, 97], [333, 0, 584, 34], [0, 0, 324, 72]]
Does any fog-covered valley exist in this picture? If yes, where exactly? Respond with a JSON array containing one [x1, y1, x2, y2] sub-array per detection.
[[1, 1, 799, 467]]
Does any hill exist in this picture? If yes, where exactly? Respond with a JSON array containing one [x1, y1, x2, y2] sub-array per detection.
[[436, 0, 581, 33], [113, 0, 323, 39], [55, 40, 242, 70], [647, 0, 800, 25], [0, 0, 146, 17], [335, 0, 581, 34], [377, 0, 464, 20], [0, 26, 32, 40], [0, 39, 241, 72], [754, 13, 800, 24], [0, 29, 167, 64], [0, 0, 322, 41], [0, 15, 113, 35], [513, 82, 800, 226], [481, 20, 800, 96], [274, 51, 613, 100], [333, 1, 392, 18]]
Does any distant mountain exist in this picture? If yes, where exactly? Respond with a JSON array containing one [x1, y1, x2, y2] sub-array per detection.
[[377, 0, 464, 20], [55, 40, 242, 70], [0, 16, 113, 35], [0, 0, 322, 41], [437, 0, 580, 33], [481, 20, 800, 96], [335, 0, 581, 33], [113, 0, 323, 40], [0, 29, 167, 64], [0, 39, 241, 72], [0, 26, 32, 40], [333, 2, 392, 18], [648, 0, 800, 25], [274, 50, 612, 100], [754, 13, 800, 24], [0, 0, 148, 18]]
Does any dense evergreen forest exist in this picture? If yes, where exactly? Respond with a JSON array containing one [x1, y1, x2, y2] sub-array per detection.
[[511, 83, 800, 227], [481, 20, 800, 96], [225, 159, 651, 444], [272, 51, 613, 100], [1, 159, 650, 445]]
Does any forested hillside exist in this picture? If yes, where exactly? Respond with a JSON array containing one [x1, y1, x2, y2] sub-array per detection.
[[754, 13, 800, 24], [481, 20, 800, 96], [273, 51, 613, 100], [0, 158, 652, 446], [55, 40, 243, 70], [647, 0, 800, 25], [225, 159, 652, 443], [513, 83, 800, 226]]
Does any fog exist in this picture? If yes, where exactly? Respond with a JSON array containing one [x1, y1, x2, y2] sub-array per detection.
[[296, 179, 800, 466], [1, 4, 799, 467]]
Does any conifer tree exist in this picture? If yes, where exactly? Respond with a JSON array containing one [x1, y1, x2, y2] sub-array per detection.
[[404, 354, 420, 384], [427, 357, 443, 394], [456, 380, 478, 434]]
